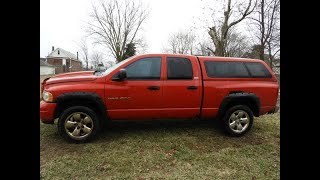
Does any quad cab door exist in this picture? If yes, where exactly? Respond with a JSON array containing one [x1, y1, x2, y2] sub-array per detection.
[[162, 55, 202, 118], [105, 55, 164, 120]]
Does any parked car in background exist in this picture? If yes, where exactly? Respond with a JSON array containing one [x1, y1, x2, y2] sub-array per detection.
[[96, 63, 106, 72]]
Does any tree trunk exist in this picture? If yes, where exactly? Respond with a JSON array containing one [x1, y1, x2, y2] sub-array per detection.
[[208, 27, 225, 57], [259, 0, 265, 61], [259, 44, 265, 61], [215, 42, 225, 56], [116, 54, 122, 63], [267, 42, 273, 69], [86, 56, 89, 70]]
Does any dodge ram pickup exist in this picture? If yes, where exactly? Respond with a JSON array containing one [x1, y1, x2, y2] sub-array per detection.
[[40, 54, 279, 143]]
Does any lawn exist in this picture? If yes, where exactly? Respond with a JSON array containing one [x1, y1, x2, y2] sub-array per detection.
[[40, 113, 280, 179]]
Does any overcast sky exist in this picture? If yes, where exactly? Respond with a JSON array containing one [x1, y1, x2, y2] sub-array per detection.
[[40, 0, 208, 59]]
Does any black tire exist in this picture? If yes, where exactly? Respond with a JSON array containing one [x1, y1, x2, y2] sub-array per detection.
[[222, 105, 254, 137], [58, 106, 100, 143]]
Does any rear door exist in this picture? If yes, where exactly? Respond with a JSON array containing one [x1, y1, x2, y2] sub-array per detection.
[[161, 56, 202, 118]]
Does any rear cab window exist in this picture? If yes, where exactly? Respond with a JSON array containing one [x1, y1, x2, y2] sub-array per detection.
[[167, 57, 193, 79]]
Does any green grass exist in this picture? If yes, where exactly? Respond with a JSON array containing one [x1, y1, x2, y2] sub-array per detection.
[[40, 113, 280, 180]]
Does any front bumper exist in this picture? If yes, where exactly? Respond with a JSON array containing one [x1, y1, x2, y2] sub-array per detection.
[[40, 100, 56, 124]]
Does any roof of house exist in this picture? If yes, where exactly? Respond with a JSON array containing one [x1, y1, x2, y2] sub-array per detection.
[[47, 48, 80, 61], [40, 59, 54, 67]]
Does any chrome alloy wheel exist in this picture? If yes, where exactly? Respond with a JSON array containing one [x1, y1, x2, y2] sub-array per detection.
[[228, 110, 250, 133], [64, 112, 94, 139]]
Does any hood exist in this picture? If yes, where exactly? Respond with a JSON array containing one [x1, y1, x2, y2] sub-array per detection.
[[53, 71, 95, 78], [45, 71, 97, 85]]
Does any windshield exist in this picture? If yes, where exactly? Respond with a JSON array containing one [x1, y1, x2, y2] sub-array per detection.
[[98, 56, 136, 76]]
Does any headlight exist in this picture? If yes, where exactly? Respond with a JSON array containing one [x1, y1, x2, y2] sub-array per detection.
[[42, 91, 53, 102]]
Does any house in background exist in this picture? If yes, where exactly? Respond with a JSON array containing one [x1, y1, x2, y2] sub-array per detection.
[[40, 58, 55, 75], [272, 59, 280, 75], [46, 46, 82, 74]]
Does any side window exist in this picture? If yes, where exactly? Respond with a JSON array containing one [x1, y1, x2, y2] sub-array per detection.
[[204, 61, 250, 78], [245, 62, 272, 78], [167, 57, 193, 79], [125, 57, 162, 80]]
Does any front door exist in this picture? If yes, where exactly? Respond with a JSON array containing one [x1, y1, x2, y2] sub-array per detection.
[[162, 56, 202, 118], [105, 56, 163, 120]]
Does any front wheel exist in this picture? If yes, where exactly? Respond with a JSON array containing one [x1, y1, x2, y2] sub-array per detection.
[[58, 106, 100, 143], [223, 105, 254, 137]]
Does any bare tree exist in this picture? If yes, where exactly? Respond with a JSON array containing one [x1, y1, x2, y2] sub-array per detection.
[[164, 31, 196, 54], [135, 37, 148, 54], [77, 38, 89, 70], [208, 0, 256, 56], [248, 0, 279, 66], [267, 27, 280, 68], [194, 38, 215, 56], [91, 51, 104, 69], [225, 30, 251, 57], [87, 0, 149, 63]]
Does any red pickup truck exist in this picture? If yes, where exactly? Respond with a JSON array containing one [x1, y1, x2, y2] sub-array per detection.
[[40, 54, 279, 142]]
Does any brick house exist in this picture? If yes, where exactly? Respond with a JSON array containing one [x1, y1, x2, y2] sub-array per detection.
[[46, 47, 82, 74]]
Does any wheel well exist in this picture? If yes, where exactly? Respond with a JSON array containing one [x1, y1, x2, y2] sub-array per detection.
[[224, 99, 259, 116], [54, 92, 108, 124], [55, 100, 99, 117], [218, 93, 260, 119]]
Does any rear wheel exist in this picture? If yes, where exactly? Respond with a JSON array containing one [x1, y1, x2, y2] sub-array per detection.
[[223, 105, 254, 137], [58, 106, 100, 143]]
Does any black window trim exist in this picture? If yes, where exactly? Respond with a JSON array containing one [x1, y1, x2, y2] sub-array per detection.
[[166, 56, 193, 80], [112, 56, 162, 81], [204, 60, 272, 79]]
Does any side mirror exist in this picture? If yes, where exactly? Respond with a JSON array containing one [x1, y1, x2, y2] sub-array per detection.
[[112, 69, 127, 81], [118, 69, 127, 80]]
